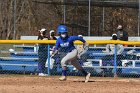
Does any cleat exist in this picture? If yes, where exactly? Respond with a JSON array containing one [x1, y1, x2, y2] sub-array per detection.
[[85, 72, 91, 83], [38, 73, 48, 76], [59, 76, 67, 81]]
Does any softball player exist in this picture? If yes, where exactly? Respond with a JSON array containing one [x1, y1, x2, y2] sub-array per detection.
[[52, 25, 90, 83]]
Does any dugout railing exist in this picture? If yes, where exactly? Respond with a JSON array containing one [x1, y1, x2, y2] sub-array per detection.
[[0, 40, 140, 77]]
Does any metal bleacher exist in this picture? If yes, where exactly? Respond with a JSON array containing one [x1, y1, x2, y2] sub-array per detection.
[[0, 44, 39, 74], [83, 46, 140, 75]]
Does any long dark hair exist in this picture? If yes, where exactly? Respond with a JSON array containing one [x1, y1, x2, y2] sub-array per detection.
[[38, 31, 47, 40], [112, 34, 117, 40]]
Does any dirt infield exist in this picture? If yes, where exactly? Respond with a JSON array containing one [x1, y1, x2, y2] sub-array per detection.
[[0, 75, 140, 93]]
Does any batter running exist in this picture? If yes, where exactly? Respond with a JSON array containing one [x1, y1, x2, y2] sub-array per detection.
[[52, 25, 91, 83]]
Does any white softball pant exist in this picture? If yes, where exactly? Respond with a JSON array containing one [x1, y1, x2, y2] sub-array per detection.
[[61, 49, 83, 70]]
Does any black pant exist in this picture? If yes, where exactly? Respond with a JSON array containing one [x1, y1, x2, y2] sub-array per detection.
[[102, 54, 124, 76]]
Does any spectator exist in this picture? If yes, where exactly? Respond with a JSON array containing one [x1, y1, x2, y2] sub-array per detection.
[[102, 34, 124, 76], [76, 35, 86, 67], [48, 30, 57, 50], [47, 30, 59, 67], [116, 25, 128, 41], [37, 28, 48, 76], [76, 35, 88, 62], [49, 30, 57, 40], [77, 35, 84, 59]]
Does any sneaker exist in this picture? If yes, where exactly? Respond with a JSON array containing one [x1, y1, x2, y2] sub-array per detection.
[[59, 76, 67, 81], [38, 73, 48, 76], [85, 72, 91, 83]]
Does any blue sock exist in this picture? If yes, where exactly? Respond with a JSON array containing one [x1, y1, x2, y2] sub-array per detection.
[[62, 70, 67, 76]]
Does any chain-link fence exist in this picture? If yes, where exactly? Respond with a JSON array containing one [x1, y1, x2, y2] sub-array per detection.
[[0, 40, 140, 78], [0, 0, 139, 39]]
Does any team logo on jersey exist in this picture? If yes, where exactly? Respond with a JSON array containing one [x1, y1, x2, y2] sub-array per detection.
[[60, 42, 69, 47]]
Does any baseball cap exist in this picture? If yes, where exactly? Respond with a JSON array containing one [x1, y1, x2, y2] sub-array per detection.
[[39, 28, 46, 32], [117, 25, 122, 30], [50, 30, 55, 34]]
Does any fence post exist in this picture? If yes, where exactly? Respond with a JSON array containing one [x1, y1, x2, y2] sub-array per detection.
[[47, 44, 50, 76], [114, 44, 117, 77]]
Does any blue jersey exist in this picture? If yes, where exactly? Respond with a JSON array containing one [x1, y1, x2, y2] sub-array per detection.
[[55, 36, 86, 53]]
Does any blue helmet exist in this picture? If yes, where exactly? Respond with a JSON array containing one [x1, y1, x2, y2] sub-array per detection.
[[57, 25, 68, 33]]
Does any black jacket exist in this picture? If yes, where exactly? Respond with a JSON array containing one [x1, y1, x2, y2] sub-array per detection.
[[117, 30, 128, 41]]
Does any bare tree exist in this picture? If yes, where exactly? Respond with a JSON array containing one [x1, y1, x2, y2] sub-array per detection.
[[0, 0, 138, 39]]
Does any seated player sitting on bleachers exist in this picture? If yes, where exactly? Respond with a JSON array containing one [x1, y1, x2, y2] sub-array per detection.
[[101, 34, 124, 76]]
